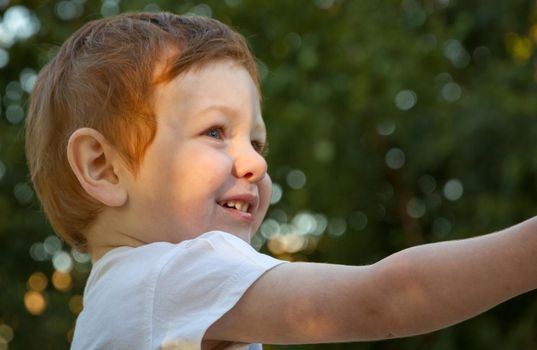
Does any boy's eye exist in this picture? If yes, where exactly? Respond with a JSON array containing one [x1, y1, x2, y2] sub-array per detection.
[[206, 127, 223, 139]]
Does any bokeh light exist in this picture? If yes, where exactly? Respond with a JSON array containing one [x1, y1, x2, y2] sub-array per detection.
[[19, 68, 37, 93], [406, 198, 426, 219], [13, 182, 33, 204], [0, 323, 13, 350], [24, 291, 47, 315], [443, 39, 470, 68], [418, 175, 437, 194], [270, 183, 283, 204], [0, 5, 40, 48], [52, 271, 73, 292], [29, 242, 47, 261], [71, 249, 91, 264], [433, 217, 452, 238], [0, 160, 5, 181], [0, 48, 8, 68], [52, 251, 74, 273], [101, 0, 120, 17], [314, 139, 335, 162], [443, 179, 464, 201], [348, 211, 368, 231], [69, 295, 83, 315], [286, 169, 307, 189], [54, 0, 84, 21], [27, 272, 48, 292], [395, 89, 417, 111], [441, 82, 462, 102], [327, 217, 347, 237], [5, 105, 24, 124], [43, 235, 62, 255], [376, 120, 396, 136], [385, 148, 406, 169]]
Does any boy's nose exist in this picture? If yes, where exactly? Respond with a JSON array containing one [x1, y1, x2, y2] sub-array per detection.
[[232, 144, 268, 183]]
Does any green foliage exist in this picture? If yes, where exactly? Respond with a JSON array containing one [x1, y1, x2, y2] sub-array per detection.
[[0, 0, 536, 349]]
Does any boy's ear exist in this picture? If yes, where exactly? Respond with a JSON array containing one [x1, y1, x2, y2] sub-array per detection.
[[67, 128, 128, 207]]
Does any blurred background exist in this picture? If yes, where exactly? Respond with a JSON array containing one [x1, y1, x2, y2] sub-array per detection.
[[1, 0, 537, 349]]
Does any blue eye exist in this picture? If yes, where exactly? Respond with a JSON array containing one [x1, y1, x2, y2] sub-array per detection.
[[206, 128, 222, 139]]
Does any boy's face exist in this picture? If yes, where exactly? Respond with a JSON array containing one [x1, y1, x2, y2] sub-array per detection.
[[125, 60, 270, 244]]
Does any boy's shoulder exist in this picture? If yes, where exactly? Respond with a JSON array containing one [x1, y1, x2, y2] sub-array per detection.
[[73, 231, 284, 348]]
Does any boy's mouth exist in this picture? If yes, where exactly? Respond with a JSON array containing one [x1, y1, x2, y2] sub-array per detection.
[[218, 200, 251, 213], [217, 194, 258, 215]]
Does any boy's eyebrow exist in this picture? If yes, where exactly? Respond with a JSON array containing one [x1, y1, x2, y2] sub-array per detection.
[[195, 104, 266, 135]]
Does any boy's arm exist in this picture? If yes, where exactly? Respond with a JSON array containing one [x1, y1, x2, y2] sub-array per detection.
[[204, 216, 537, 344]]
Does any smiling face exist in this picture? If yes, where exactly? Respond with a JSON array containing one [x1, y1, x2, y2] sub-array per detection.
[[123, 60, 271, 244]]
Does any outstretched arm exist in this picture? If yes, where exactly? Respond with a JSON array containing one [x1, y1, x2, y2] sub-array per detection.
[[204, 216, 537, 344]]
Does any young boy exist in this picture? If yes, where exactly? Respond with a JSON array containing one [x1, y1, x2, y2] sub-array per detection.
[[25, 11, 537, 350]]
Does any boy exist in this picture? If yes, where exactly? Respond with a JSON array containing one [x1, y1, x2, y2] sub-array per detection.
[[25, 11, 537, 350]]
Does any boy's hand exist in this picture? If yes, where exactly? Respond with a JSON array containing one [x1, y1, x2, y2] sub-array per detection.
[[204, 216, 537, 344]]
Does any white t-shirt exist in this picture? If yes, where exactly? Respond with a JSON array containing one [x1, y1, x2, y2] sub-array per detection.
[[71, 231, 286, 350]]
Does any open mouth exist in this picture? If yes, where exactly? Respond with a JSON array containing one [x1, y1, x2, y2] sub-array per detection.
[[218, 200, 251, 214]]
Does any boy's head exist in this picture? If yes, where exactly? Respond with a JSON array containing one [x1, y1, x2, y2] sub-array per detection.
[[25, 12, 265, 253]]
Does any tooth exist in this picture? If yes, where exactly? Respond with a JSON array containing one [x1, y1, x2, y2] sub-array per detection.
[[236, 202, 243, 212], [228, 201, 235, 208]]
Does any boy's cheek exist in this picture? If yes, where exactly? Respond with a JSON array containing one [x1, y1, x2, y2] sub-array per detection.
[[255, 174, 272, 224]]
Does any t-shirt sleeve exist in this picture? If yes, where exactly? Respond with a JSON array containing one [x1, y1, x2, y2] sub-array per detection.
[[151, 231, 286, 349]]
